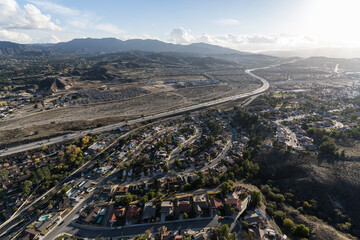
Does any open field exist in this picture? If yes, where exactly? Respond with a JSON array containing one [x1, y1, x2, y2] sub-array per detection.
[[0, 52, 264, 145]]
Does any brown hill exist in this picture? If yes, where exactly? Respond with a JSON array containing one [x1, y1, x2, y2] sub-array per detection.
[[36, 77, 71, 94]]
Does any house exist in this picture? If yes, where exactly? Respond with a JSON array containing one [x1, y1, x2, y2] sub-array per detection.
[[102, 185, 117, 197], [210, 197, 223, 214], [21, 229, 41, 240], [245, 213, 267, 229], [177, 201, 191, 214], [84, 211, 96, 223], [54, 197, 71, 211], [142, 202, 157, 221], [248, 227, 265, 239], [115, 186, 129, 196], [193, 194, 208, 214], [226, 198, 242, 212], [109, 207, 126, 223], [37, 219, 53, 233], [125, 205, 142, 224], [160, 201, 174, 217]]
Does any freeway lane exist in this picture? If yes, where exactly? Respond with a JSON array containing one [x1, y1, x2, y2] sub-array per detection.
[[0, 67, 269, 158]]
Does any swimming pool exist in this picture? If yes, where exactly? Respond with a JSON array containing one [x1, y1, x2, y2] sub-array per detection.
[[38, 214, 51, 222]]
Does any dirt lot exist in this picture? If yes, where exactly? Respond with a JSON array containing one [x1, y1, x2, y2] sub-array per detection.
[[0, 87, 253, 146]]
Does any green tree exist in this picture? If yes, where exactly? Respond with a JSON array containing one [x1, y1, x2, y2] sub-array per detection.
[[22, 180, 33, 197], [319, 139, 337, 156], [283, 218, 295, 232], [221, 182, 232, 195], [292, 224, 310, 238], [0, 169, 9, 181], [250, 191, 261, 208]]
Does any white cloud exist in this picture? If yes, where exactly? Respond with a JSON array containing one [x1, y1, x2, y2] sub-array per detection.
[[28, 0, 80, 16], [0, 29, 32, 42], [48, 34, 60, 43], [0, 0, 60, 30], [214, 19, 240, 25], [169, 27, 194, 44], [182, 30, 332, 52]]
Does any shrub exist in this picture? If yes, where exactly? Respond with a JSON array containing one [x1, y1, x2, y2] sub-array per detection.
[[283, 218, 294, 231], [292, 224, 310, 238]]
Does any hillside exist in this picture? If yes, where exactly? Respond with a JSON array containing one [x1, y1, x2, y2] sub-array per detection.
[[35, 77, 72, 94], [256, 150, 360, 238]]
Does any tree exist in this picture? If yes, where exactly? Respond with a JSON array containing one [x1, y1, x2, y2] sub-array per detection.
[[116, 192, 137, 206], [210, 224, 237, 240], [319, 139, 337, 156], [220, 224, 230, 237], [0, 169, 9, 181], [283, 218, 295, 231], [250, 191, 261, 208], [140, 195, 148, 204], [22, 180, 33, 197], [221, 182, 232, 195], [273, 210, 285, 223], [292, 224, 310, 238]]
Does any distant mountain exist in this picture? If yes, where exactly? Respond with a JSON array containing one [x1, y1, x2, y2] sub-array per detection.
[[0, 41, 37, 56], [0, 38, 280, 67], [49, 38, 243, 55], [262, 48, 360, 59], [0, 38, 247, 57]]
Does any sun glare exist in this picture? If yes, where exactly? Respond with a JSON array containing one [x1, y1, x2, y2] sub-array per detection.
[[303, 0, 360, 46]]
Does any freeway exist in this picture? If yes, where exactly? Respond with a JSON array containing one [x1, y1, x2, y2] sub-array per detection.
[[0, 67, 269, 157]]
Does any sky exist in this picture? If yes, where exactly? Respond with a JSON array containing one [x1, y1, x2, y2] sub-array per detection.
[[0, 0, 360, 52]]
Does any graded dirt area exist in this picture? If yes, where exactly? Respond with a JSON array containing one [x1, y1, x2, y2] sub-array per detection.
[[0, 82, 260, 146]]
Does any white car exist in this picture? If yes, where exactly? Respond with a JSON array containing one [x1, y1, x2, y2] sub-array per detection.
[[116, 226, 122, 229]]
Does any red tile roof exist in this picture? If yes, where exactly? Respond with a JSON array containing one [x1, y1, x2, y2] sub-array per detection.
[[210, 197, 223, 209], [177, 201, 191, 214], [125, 205, 142, 221], [110, 207, 125, 221], [226, 198, 241, 211]]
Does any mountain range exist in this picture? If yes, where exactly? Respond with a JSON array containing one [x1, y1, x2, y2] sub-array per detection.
[[0, 38, 244, 57]]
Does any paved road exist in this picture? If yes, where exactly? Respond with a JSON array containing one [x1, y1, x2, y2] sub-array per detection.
[[0, 67, 269, 157], [48, 216, 236, 239]]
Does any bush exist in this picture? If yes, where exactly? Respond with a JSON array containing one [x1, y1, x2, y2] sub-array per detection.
[[273, 210, 285, 223], [283, 218, 294, 231], [292, 224, 310, 238]]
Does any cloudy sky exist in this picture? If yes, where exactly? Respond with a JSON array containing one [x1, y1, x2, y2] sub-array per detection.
[[1, 0, 360, 52]]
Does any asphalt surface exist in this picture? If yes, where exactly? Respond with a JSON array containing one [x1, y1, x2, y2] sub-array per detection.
[[0, 67, 269, 157], [47, 216, 236, 239]]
